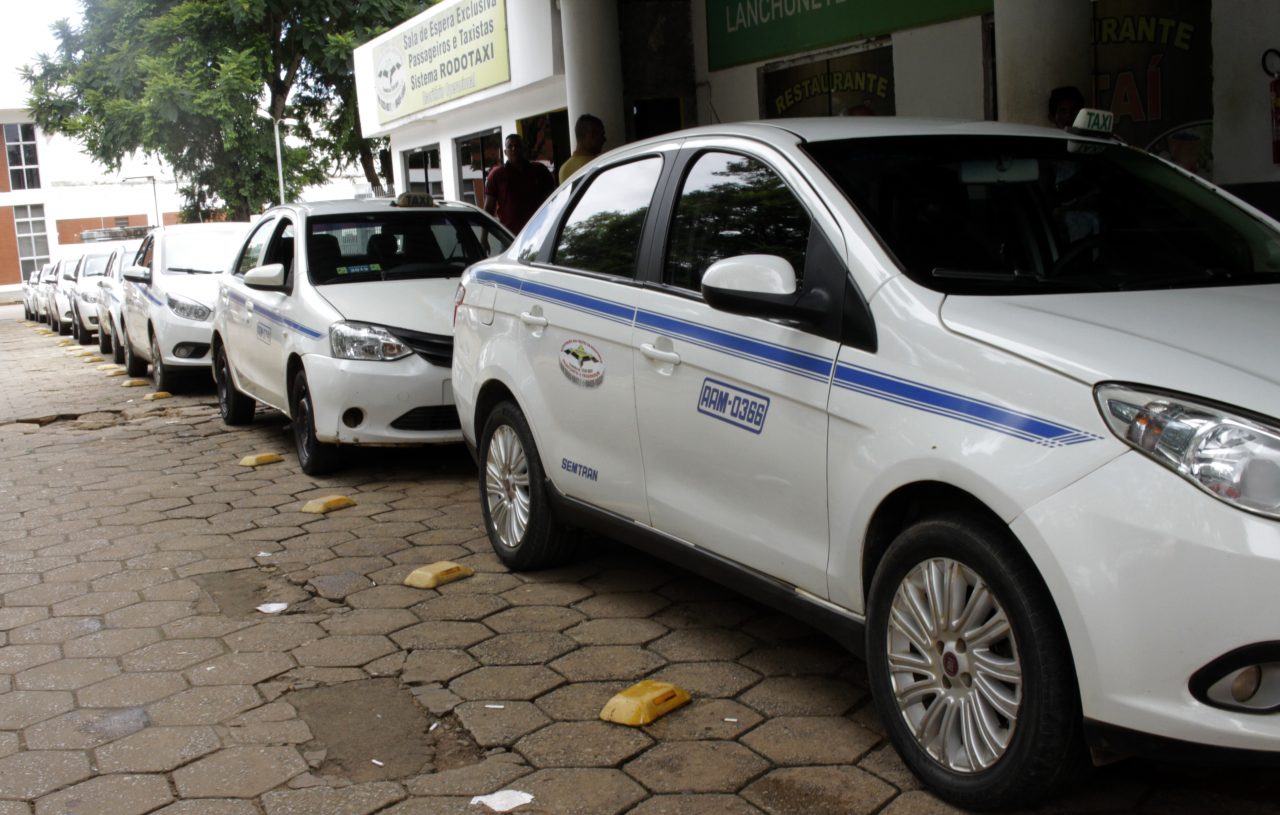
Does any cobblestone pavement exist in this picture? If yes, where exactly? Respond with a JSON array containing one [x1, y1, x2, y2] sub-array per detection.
[[1, 305, 1279, 815]]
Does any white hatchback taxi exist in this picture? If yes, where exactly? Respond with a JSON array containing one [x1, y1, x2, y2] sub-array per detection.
[[453, 112, 1280, 808], [120, 222, 251, 389], [212, 196, 511, 474]]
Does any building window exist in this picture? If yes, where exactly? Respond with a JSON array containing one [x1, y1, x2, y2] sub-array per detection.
[[405, 145, 443, 197], [456, 129, 502, 207], [4, 123, 41, 190], [14, 204, 50, 277]]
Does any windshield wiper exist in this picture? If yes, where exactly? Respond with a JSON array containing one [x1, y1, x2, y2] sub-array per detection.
[[168, 267, 216, 274]]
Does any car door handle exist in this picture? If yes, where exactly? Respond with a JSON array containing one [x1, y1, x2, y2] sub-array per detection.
[[640, 343, 681, 365], [519, 311, 548, 328]]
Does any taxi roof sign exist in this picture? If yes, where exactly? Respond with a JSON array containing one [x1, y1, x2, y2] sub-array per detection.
[[1067, 108, 1115, 137]]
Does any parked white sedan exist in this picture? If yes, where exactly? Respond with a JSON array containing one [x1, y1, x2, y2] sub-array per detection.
[[454, 112, 1280, 808], [120, 222, 250, 389], [95, 240, 143, 362], [212, 196, 511, 474]]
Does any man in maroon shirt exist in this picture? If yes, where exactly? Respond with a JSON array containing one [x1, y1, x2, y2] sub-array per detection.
[[483, 133, 556, 233]]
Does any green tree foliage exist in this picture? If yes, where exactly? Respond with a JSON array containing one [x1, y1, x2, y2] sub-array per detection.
[[23, 0, 429, 220]]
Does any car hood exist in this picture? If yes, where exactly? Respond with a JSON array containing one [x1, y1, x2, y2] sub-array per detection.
[[161, 272, 223, 307], [939, 285, 1280, 418], [316, 278, 458, 336]]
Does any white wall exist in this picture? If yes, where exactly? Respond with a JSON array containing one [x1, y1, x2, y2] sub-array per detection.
[[893, 17, 985, 119], [993, 0, 1092, 126], [1212, 0, 1280, 186]]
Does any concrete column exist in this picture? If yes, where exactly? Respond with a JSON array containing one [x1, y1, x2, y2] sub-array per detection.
[[559, 0, 626, 150], [995, 0, 1093, 126]]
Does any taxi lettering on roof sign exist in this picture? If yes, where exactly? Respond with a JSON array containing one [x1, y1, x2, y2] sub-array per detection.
[[453, 116, 1280, 810]]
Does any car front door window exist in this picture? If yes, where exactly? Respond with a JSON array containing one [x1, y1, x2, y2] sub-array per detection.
[[633, 147, 834, 594]]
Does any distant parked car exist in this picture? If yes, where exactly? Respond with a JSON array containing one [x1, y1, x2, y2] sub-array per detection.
[[212, 196, 511, 474], [22, 263, 48, 322], [120, 222, 251, 390], [34, 262, 59, 324], [70, 247, 116, 344], [94, 240, 143, 362], [51, 254, 83, 335]]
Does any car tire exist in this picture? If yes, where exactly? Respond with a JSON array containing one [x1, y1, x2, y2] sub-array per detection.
[[77, 311, 94, 345], [290, 371, 340, 476], [214, 344, 256, 426], [478, 401, 577, 570], [122, 322, 147, 377], [56, 312, 70, 335], [98, 320, 112, 354], [149, 331, 182, 393], [111, 319, 126, 364], [866, 514, 1086, 811]]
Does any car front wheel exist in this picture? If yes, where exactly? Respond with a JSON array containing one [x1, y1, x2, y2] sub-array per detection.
[[111, 319, 126, 364], [866, 514, 1085, 811], [98, 319, 112, 354], [478, 401, 576, 570], [150, 332, 178, 392], [290, 371, 340, 475], [76, 310, 94, 345], [214, 344, 256, 426], [122, 322, 147, 377]]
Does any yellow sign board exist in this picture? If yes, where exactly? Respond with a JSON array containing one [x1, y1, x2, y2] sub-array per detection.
[[373, 0, 511, 124]]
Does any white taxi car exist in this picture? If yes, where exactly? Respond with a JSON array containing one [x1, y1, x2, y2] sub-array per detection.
[[70, 245, 117, 344], [212, 196, 511, 475], [120, 222, 250, 389], [51, 254, 82, 335], [95, 240, 143, 362], [453, 113, 1280, 808]]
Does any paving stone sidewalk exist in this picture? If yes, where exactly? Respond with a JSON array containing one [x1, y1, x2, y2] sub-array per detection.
[[1, 306, 1279, 815]]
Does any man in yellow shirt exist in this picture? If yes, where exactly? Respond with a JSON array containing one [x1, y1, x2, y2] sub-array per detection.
[[558, 114, 606, 183]]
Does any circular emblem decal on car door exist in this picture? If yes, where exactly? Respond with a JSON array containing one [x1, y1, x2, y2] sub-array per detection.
[[559, 340, 605, 388]]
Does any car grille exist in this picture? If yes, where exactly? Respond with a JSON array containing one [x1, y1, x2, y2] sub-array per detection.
[[389, 406, 462, 431], [387, 326, 452, 368]]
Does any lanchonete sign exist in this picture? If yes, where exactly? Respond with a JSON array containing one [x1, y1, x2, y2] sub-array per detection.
[[373, 0, 511, 124]]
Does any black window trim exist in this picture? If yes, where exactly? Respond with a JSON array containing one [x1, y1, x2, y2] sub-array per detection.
[[530, 152, 675, 281]]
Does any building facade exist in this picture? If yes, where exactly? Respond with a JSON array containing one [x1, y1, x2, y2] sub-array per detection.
[[0, 109, 183, 287], [353, 0, 1280, 217]]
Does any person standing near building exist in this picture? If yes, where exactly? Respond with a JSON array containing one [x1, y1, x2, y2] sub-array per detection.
[[483, 133, 556, 233], [558, 114, 607, 183]]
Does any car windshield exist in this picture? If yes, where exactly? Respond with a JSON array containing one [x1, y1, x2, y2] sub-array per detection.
[[804, 135, 1280, 294], [306, 210, 511, 286], [164, 231, 242, 274], [80, 254, 111, 277]]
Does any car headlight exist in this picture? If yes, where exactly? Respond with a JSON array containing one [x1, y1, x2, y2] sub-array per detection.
[[329, 322, 412, 361], [166, 294, 212, 321], [81, 291, 97, 304], [1096, 383, 1280, 519]]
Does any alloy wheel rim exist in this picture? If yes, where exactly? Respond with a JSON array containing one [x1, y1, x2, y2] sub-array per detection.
[[215, 353, 230, 413], [484, 424, 531, 549], [886, 557, 1022, 774]]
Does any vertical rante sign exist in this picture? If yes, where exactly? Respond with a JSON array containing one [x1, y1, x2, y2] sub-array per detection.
[[1093, 0, 1213, 177], [374, 0, 511, 125]]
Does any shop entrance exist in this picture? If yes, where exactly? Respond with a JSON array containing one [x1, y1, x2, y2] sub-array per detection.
[[456, 128, 503, 207], [517, 110, 569, 179]]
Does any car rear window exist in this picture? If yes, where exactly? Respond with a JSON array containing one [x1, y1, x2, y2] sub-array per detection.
[[805, 135, 1280, 294], [307, 211, 512, 286]]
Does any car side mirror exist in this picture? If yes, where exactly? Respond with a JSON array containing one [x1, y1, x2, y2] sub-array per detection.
[[123, 265, 151, 284], [244, 263, 286, 290], [700, 254, 829, 324]]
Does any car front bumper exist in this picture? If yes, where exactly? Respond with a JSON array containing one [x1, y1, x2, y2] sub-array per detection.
[[303, 353, 462, 446], [153, 314, 214, 369], [1016, 450, 1280, 756]]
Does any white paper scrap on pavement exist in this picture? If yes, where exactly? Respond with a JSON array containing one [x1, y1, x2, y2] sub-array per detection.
[[470, 790, 534, 812], [256, 602, 288, 614]]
